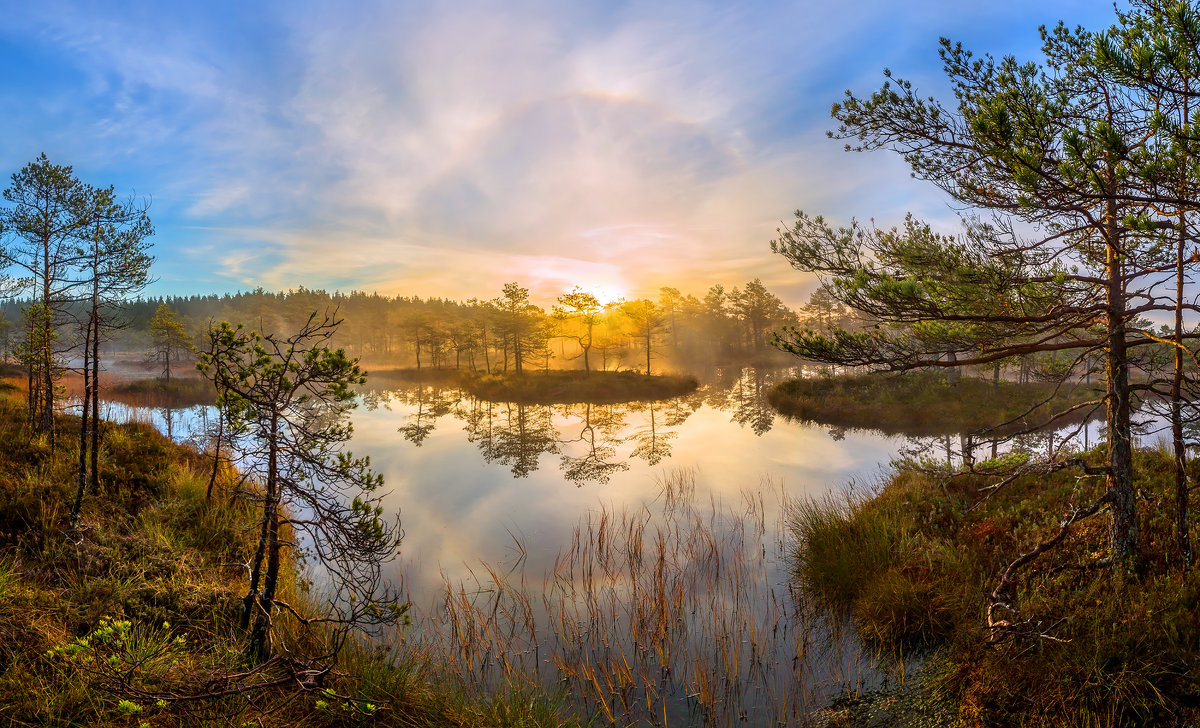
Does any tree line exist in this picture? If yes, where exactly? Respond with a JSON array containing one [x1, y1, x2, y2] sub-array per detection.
[[3, 278, 806, 375]]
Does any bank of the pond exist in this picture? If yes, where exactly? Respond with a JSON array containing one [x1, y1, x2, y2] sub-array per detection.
[[793, 449, 1200, 727], [769, 372, 1101, 436], [0, 382, 583, 727], [108, 375, 216, 408], [370, 368, 700, 404]]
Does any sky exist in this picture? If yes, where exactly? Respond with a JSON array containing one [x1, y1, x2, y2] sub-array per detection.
[[0, 0, 1119, 307]]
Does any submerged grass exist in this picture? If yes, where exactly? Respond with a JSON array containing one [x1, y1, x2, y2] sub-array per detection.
[[406, 470, 875, 728], [790, 449, 1200, 727], [768, 371, 1100, 436]]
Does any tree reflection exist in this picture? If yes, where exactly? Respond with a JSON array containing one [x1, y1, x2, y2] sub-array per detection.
[[397, 384, 457, 446], [629, 400, 680, 465], [463, 399, 560, 478], [692, 366, 786, 436], [728, 368, 775, 435], [558, 402, 629, 486], [370, 366, 794, 485]]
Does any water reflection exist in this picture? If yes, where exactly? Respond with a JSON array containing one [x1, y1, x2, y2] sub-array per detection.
[[362, 366, 798, 487], [558, 403, 629, 485], [95, 367, 1119, 727]]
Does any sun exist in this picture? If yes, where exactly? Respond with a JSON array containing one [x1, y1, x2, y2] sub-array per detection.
[[587, 284, 629, 305]]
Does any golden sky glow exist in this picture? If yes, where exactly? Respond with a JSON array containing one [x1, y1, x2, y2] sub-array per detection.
[[0, 1, 1119, 307]]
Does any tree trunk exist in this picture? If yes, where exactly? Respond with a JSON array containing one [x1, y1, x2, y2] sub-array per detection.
[[1174, 212, 1191, 568], [71, 315, 91, 525], [42, 236, 56, 451], [207, 406, 224, 501], [1105, 200, 1137, 572], [241, 414, 278, 631], [248, 507, 280, 663], [90, 311, 100, 490], [645, 332, 652, 376], [583, 321, 593, 375]]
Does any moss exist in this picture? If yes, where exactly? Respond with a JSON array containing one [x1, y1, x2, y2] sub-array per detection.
[[792, 449, 1200, 726], [769, 371, 1101, 436]]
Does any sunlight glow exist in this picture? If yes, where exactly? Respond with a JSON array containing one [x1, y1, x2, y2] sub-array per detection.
[[586, 284, 629, 306]]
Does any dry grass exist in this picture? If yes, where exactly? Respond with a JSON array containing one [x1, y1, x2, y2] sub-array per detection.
[[0, 377, 584, 728], [788, 450, 1200, 726], [404, 470, 876, 727]]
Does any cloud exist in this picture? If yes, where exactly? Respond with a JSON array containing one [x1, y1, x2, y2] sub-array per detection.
[[0, 0, 1123, 306]]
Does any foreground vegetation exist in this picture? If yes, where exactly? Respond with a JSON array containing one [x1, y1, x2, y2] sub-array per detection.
[[0, 384, 580, 727], [792, 448, 1200, 727], [768, 372, 1101, 436]]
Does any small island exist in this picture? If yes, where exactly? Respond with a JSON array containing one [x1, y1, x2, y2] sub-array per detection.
[[460, 370, 699, 404], [768, 371, 1102, 436], [368, 368, 699, 404]]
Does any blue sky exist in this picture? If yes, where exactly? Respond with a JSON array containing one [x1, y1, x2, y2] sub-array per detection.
[[0, 0, 1117, 305]]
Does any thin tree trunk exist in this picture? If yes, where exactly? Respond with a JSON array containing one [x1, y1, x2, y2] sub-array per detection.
[[645, 332, 652, 376], [90, 312, 100, 489], [241, 415, 278, 631], [71, 316, 91, 525], [1174, 211, 1191, 568], [42, 235, 56, 450], [1105, 199, 1137, 572], [26, 309, 35, 430], [207, 407, 223, 501], [248, 507, 280, 662]]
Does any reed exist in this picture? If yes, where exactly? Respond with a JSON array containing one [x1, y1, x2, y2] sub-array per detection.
[[404, 470, 879, 727]]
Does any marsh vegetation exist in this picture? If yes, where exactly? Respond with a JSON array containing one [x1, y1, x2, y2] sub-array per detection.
[[768, 371, 1104, 437], [373, 368, 700, 405], [790, 449, 1200, 725], [405, 470, 875, 728]]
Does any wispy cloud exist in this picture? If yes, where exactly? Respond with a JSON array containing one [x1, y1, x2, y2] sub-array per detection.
[[0, 0, 1120, 305]]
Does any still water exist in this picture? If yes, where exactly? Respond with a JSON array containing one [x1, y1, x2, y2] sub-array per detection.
[[101, 366, 1108, 725]]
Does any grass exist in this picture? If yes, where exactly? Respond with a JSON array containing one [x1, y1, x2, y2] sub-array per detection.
[[460, 370, 699, 404], [405, 470, 867, 728], [0, 378, 585, 728], [768, 371, 1102, 436], [790, 448, 1200, 727], [107, 376, 217, 408], [364, 368, 701, 403]]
